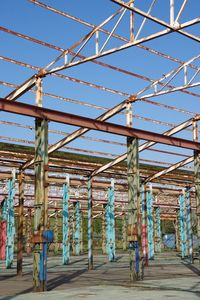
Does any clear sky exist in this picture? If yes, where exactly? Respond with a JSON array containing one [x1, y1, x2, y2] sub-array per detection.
[[0, 0, 199, 171]]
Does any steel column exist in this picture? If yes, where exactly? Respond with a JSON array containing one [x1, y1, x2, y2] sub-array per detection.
[[102, 204, 106, 254], [54, 204, 59, 255], [80, 211, 83, 254], [194, 120, 200, 263], [73, 201, 81, 255], [179, 193, 188, 258], [127, 137, 143, 281], [186, 189, 193, 263], [17, 171, 24, 275], [0, 198, 7, 260], [141, 184, 148, 265], [122, 213, 127, 251], [88, 177, 93, 270], [154, 207, 161, 253], [175, 210, 180, 251], [147, 189, 154, 259], [63, 180, 70, 265], [26, 208, 32, 255], [6, 170, 15, 269], [33, 77, 49, 292], [107, 180, 115, 262]]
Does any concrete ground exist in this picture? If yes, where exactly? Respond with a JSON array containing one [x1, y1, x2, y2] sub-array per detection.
[[0, 252, 200, 300]]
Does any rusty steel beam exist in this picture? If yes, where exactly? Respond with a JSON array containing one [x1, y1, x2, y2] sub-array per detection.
[[111, 0, 200, 42], [0, 98, 200, 152], [27, 1, 198, 71], [145, 156, 194, 183], [1, 56, 199, 116], [91, 118, 194, 177]]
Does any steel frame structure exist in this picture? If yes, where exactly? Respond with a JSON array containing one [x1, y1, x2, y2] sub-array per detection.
[[0, 0, 200, 291]]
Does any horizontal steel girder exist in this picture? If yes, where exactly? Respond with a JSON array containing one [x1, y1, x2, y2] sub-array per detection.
[[0, 98, 200, 157]]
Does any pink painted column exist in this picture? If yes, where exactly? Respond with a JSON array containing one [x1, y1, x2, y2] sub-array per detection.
[[0, 220, 7, 260]]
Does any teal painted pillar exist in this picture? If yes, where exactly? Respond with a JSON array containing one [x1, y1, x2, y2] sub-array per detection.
[[107, 180, 115, 262], [63, 180, 70, 265], [179, 193, 188, 258], [186, 189, 193, 263], [6, 170, 16, 269], [147, 188, 154, 259], [73, 201, 81, 255], [154, 207, 161, 253], [88, 177, 93, 270]]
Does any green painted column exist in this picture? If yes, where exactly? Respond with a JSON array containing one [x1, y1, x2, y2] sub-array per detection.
[[102, 204, 106, 254], [17, 171, 24, 275], [33, 77, 49, 292], [122, 214, 127, 251], [175, 210, 180, 252], [88, 177, 93, 270], [127, 137, 143, 281], [73, 201, 81, 256], [154, 207, 161, 253]]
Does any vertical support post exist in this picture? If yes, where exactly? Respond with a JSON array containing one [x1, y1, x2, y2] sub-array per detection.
[[175, 209, 180, 251], [63, 178, 70, 265], [170, 0, 175, 26], [141, 184, 148, 265], [179, 192, 188, 259], [26, 208, 32, 255], [80, 210, 83, 254], [193, 120, 200, 263], [122, 213, 127, 251], [33, 77, 49, 292], [74, 201, 81, 256], [154, 207, 161, 253], [127, 137, 142, 281], [6, 170, 15, 269], [54, 202, 59, 255], [130, 0, 134, 42], [102, 204, 106, 254], [107, 180, 115, 262], [88, 177, 93, 270], [186, 189, 193, 263], [17, 171, 24, 275], [0, 198, 7, 260], [147, 187, 154, 259]]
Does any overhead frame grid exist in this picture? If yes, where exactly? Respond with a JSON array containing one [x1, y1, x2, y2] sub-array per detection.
[[0, 0, 199, 292]]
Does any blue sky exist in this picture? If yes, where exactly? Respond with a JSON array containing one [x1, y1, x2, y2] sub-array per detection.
[[0, 0, 199, 171]]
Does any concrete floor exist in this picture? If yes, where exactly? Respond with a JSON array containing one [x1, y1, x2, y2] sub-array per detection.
[[0, 252, 200, 300]]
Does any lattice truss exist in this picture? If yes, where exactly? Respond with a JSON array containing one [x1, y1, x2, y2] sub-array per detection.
[[0, 0, 199, 215]]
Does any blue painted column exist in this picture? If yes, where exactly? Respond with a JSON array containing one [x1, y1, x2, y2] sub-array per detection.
[[186, 189, 193, 263], [147, 188, 154, 259], [179, 193, 188, 258], [63, 179, 70, 265], [107, 180, 115, 262], [88, 177, 93, 270], [141, 184, 148, 265], [73, 201, 81, 255], [6, 170, 15, 269]]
